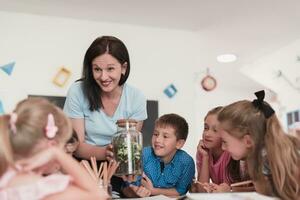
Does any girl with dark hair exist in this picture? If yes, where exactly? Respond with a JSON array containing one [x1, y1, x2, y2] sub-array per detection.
[[63, 36, 147, 194], [64, 36, 147, 161]]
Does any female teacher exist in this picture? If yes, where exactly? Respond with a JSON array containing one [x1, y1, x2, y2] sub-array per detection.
[[64, 36, 147, 161]]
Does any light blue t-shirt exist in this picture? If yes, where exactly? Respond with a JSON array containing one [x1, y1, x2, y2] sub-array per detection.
[[63, 81, 147, 146]]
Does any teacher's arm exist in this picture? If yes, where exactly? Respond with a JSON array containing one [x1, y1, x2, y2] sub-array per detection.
[[71, 118, 108, 160]]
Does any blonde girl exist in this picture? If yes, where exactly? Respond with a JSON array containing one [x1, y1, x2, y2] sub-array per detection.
[[0, 98, 107, 200], [218, 90, 299, 200], [193, 107, 247, 193]]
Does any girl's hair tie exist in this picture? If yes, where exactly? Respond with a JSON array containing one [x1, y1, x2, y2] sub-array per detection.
[[9, 112, 18, 134], [252, 90, 275, 118], [45, 113, 58, 139]]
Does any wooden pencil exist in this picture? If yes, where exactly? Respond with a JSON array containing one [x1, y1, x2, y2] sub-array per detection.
[[81, 160, 97, 182], [90, 157, 98, 178], [193, 180, 206, 186], [230, 180, 253, 187]]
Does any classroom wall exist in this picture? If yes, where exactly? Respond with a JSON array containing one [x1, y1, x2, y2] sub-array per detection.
[[241, 39, 300, 129]]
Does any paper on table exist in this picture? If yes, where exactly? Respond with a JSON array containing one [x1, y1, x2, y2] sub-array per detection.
[[186, 192, 279, 200], [119, 194, 176, 200]]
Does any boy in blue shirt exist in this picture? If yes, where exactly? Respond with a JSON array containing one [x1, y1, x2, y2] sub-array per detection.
[[123, 113, 195, 197]]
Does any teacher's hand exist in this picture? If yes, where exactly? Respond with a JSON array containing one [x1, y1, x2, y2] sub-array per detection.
[[105, 144, 114, 161]]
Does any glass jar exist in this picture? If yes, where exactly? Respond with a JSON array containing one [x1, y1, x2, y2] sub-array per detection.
[[112, 119, 143, 176]]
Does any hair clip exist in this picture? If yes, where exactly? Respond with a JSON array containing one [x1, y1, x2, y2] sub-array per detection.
[[45, 113, 58, 139], [9, 112, 18, 134]]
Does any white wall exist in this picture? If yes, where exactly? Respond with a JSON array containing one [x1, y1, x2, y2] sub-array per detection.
[[0, 11, 264, 164], [241, 39, 300, 129]]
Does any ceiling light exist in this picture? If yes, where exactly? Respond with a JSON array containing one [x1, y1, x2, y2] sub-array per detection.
[[217, 54, 237, 63]]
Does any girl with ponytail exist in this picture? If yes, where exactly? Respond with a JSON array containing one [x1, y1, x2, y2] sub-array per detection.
[[218, 90, 299, 200]]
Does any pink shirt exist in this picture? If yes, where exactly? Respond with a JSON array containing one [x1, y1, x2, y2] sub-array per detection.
[[196, 150, 231, 184], [0, 169, 71, 200]]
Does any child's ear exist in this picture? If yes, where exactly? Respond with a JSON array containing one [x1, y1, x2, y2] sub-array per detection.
[[243, 134, 254, 148], [176, 139, 185, 149]]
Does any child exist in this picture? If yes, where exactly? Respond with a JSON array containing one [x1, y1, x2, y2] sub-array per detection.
[[65, 131, 79, 155], [192, 107, 249, 193], [123, 113, 195, 197], [0, 98, 108, 200], [218, 90, 300, 200]]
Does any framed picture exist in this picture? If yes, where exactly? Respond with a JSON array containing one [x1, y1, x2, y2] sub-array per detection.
[[53, 67, 71, 87]]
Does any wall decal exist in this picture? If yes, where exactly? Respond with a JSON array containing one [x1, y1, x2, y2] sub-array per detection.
[[163, 84, 177, 98], [201, 68, 217, 92], [276, 70, 300, 92], [0, 62, 15, 76], [53, 67, 71, 87], [0, 99, 4, 115]]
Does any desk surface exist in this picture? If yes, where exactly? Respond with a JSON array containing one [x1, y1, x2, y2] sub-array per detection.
[[118, 192, 278, 200], [186, 192, 278, 200]]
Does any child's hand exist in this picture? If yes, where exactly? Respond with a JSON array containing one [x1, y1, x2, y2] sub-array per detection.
[[190, 181, 206, 193], [202, 182, 214, 193], [210, 183, 231, 193], [130, 185, 151, 197], [141, 173, 154, 194], [105, 144, 114, 161], [121, 174, 138, 182], [197, 140, 209, 157]]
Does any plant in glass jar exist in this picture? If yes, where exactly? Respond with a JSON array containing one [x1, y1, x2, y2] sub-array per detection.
[[112, 119, 143, 176]]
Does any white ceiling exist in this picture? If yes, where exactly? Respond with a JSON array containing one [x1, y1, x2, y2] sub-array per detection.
[[1, 0, 300, 90]]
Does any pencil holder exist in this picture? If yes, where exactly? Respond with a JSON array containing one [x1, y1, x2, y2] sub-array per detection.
[[98, 180, 112, 198], [80, 157, 119, 199]]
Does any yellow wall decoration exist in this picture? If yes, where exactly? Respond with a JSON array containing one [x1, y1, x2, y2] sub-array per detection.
[[53, 67, 71, 87]]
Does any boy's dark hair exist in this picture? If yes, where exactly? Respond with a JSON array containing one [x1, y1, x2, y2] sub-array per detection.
[[155, 113, 189, 140], [66, 131, 79, 144]]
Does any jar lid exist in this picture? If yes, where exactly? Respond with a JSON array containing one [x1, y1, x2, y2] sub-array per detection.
[[116, 119, 138, 127]]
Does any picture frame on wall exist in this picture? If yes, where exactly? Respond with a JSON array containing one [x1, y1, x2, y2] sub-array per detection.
[[53, 67, 71, 87]]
